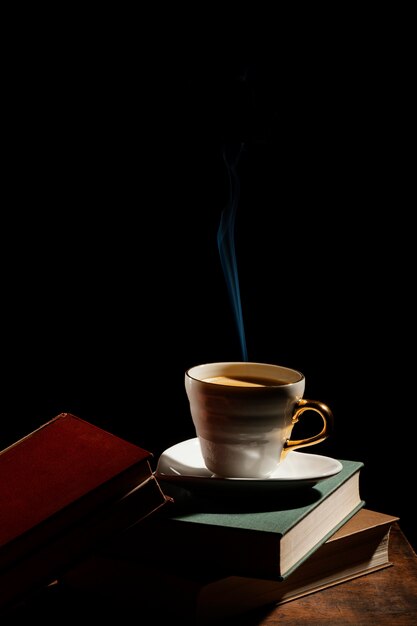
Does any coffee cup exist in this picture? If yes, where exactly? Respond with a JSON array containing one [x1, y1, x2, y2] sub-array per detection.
[[184, 361, 334, 478]]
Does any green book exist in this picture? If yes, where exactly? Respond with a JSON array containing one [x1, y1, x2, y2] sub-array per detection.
[[103, 458, 364, 581]]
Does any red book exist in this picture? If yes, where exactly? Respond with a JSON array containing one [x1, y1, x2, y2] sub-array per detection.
[[0, 413, 170, 611]]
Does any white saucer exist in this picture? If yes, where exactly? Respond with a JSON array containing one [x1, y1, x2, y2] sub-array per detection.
[[155, 438, 343, 491]]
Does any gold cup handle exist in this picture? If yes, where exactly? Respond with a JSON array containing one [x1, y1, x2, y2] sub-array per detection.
[[283, 398, 334, 456]]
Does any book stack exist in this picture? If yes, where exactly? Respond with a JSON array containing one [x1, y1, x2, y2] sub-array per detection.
[[62, 508, 398, 624], [59, 439, 399, 624]]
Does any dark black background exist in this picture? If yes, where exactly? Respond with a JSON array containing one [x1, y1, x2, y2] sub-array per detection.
[[3, 33, 415, 551]]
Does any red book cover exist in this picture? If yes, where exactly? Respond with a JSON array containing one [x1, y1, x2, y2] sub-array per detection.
[[0, 413, 169, 610]]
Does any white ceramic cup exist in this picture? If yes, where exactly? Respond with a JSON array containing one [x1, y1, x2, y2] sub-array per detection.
[[184, 361, 334, 478]]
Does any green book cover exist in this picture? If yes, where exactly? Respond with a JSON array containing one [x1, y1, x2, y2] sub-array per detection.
[[106, 458, 365, 580]]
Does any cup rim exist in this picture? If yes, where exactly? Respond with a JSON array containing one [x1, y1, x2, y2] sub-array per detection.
[[185, 361, 304, 387]]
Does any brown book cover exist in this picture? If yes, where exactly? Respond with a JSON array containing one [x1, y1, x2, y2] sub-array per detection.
[[0, 412, 170, 611]]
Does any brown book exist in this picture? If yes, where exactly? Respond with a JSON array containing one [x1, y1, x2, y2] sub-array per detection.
[[59, 508, 398, 624], [0, 413, 170, 611]]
